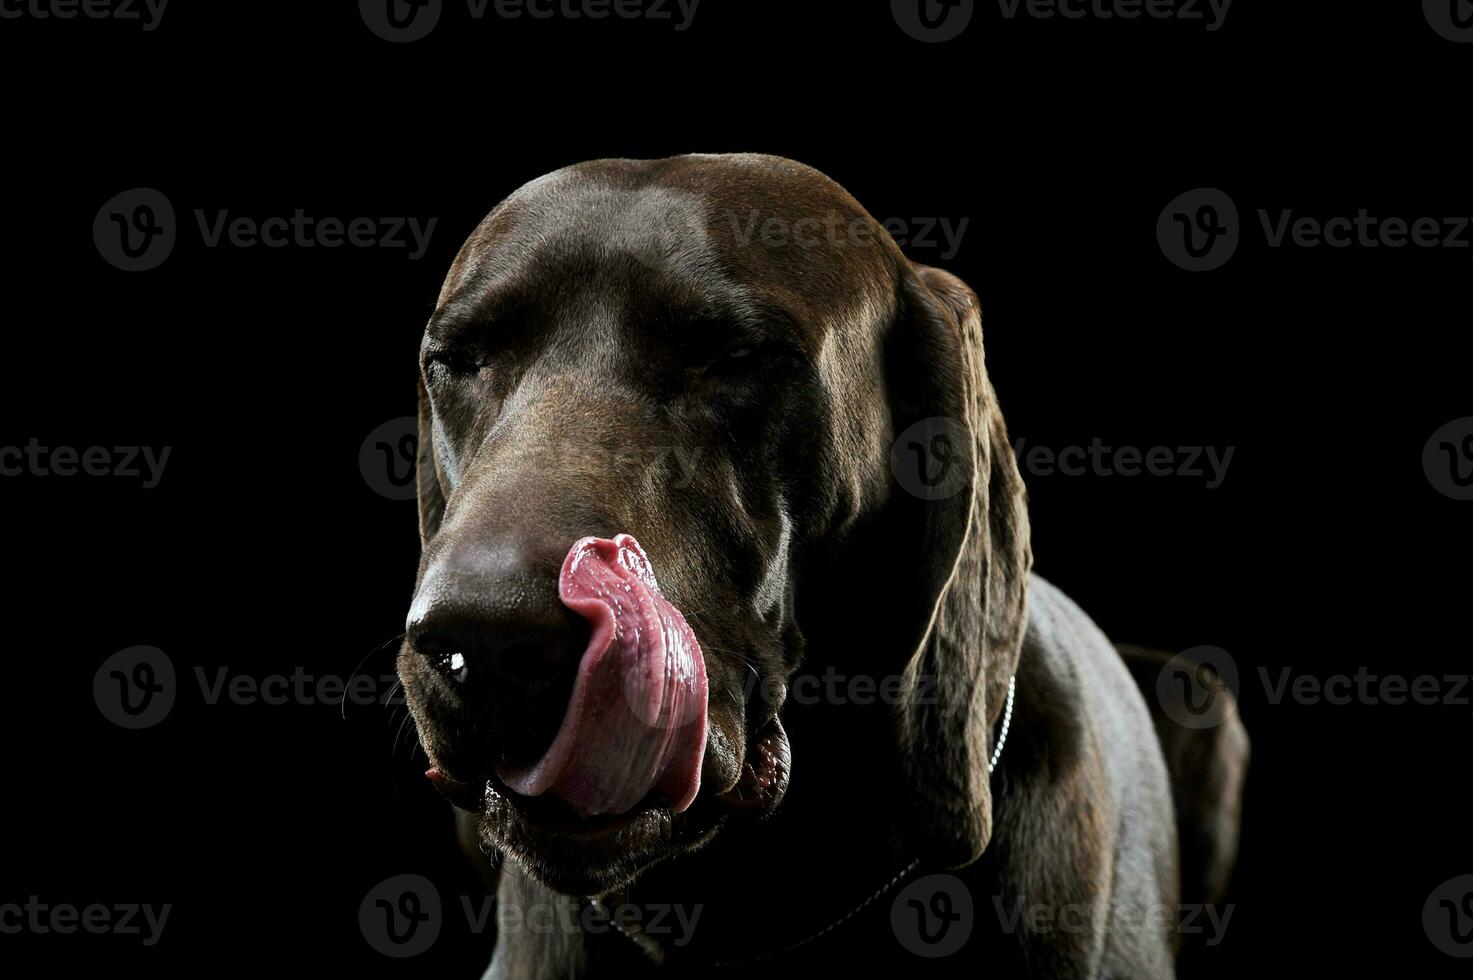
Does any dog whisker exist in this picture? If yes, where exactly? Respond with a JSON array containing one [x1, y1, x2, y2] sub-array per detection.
[[341, 630, 410, 721]]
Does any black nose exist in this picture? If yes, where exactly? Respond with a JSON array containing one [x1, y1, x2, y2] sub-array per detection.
[[406, 537, 589, 757]]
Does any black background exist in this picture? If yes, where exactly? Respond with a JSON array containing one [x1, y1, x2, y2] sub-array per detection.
[[2, 1, 1469, 975]]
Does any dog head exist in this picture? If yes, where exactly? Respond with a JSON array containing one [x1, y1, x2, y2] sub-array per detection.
[[399, 154, 1030, 895]]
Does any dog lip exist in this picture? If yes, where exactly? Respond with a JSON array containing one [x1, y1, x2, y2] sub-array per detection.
[[718, 714, 790, 815], [430, 716, 786, 827], [486, 771, 670, 839], [425, 767, 488, 812], [426, 765, 661, 836]]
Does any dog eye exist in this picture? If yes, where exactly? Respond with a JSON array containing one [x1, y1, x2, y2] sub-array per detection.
[[424, 347, 481, 377], [706, 340, 769, 377]]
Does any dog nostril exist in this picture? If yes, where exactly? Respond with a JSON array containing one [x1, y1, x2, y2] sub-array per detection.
[[435, 650, 470, 685], [413, 631, 472, 685], [412, 622, 590, 693]]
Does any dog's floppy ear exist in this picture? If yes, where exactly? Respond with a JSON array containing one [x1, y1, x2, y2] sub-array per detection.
[[416, 377, 448, 547], [886, 262, 1032, 869]]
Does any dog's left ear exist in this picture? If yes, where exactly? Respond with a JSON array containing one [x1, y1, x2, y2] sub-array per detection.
[[886, 262, 1032, 869]]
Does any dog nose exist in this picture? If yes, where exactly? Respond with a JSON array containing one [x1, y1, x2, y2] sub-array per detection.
[[406, 538, 589, 700]]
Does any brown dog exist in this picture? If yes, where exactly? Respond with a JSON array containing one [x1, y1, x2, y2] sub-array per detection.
[[398, 154, 1248, 977]]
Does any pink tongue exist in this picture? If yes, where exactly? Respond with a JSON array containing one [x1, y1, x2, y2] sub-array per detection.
[[496, 534, 708, 817]]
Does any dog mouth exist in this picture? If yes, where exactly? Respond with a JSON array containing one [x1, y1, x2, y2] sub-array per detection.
[[417, 532, 792, 886], [494, 534, 709, 819], [422, 723, 788, 900], [424, 716, 789, 895], [427, 712, 790, 833]]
